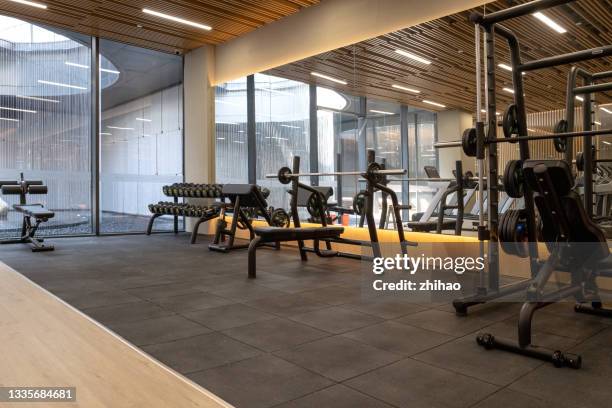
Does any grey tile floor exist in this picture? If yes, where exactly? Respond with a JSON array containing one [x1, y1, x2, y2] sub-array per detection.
[[1, 233, 612, 408]]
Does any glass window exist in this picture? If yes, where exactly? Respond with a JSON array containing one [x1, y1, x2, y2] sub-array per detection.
[[215, 78, 248, 183], [365, 100, 403, 221], [408, 110, 439, 215], [0, 16, 92, 237], [255, 73, 309, 210], [99, 39, 183, 233]]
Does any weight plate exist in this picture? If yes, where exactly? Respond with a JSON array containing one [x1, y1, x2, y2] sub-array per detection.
[[366, 162, 384, 184], [502, 104, 519, 142], [461, 128, 477, 157], [352, 191, 366, 216], [270, 208, 290, 228], [278, 167, 293, 185], [306, 193, 325, 217], [553, 120, 568, 153], [503, 160, 524, 198]]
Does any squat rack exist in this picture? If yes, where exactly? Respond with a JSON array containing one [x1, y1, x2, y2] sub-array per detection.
[[439, 0, 612, 314]]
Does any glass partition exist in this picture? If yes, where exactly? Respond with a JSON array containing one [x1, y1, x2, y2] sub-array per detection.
[[99, 39, 183, 233], [215, 78, 248, 184], [0, 16, 92, 237], [255, 73, 310, 210]]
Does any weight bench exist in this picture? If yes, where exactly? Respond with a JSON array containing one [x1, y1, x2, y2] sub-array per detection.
[[248, 226, 344, 278], [1, 176, 55, 252]]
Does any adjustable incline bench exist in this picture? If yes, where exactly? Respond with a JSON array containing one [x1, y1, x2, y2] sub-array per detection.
[[0, 174, 55, 252]]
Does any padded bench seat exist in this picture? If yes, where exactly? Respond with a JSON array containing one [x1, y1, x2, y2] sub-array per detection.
[[407, 219, 456, 233], [253, 226, 344, 242], [248, 226, 344, 278], [14, 204, 55, 220]]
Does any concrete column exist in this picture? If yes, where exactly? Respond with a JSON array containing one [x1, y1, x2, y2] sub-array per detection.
[[437, 110, 474, 177], [184, 45, 216, 233]]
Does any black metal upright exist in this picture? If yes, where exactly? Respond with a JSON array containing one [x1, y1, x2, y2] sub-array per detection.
[[247, 75, 256, 184], [309, 84, 319, 186]]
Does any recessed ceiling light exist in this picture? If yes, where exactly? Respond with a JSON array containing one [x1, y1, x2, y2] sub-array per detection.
[[503, 87, 515, 94], [423, 100, 445, 108], [100, 132, 112, 136], [601, 107, 612, 114], [38, 80, 87, 90], [0, 117, 19, 122], [8, 0, 46, 9], [369, 109, 394, 115], [391, 84, 420, 93], [498, 63, 525, 75], [143, 8, 212, 31], [575, 95, 584, 102], [233, 140, 245, 144], [280, 124, 300, 129], [311, 72, 347, 85], [395, 49, 432, 65], [16, 95, 60, 103], [135, 118, 151, 122], [0, 107, 36, 113], [65, 62, 89, 69], [533, 12, 567, 34], [100, 68, 120, 74], [604, 141, 611, 145], [107, 126, 134, 130], [216, 137, 225, 140], [481, 109, 500, 115], [594, 121, 602, 126]]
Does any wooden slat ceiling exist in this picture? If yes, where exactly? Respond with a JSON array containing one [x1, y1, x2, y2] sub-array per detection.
[[268, 0, 612, 115], [0, 0, 320, 53]]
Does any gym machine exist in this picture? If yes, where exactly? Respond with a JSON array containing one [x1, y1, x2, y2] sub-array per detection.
[[0, 174, 55, 252], [436, 0, 612, 368]]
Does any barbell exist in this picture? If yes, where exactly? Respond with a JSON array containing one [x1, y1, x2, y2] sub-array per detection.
[[437, 128, 612, 157], [267, 162, 407, 185]]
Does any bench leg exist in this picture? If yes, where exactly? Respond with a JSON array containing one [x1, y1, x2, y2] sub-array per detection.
[[248, 236, 262, 279], [191, 217, 207, 244], [146, 214, 161, 235]]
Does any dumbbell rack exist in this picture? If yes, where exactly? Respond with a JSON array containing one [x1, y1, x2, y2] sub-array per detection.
[[147, 183, 223, 243]]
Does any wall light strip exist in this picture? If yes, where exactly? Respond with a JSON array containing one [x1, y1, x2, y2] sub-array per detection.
[[8, 0, 47, 9], [369, 109, 395, 115], [395, 49, 432, 65], [143, 8, 212, 31], [532, 12, 567, 34], [0, 107, 36, 113], [16, 95, 60, 103], [391, 84, 420, 93], [0, 117, 19, 122], [311, 72, 347, 85], [423, 100, 446, 108], [38, 80, 87, 90]]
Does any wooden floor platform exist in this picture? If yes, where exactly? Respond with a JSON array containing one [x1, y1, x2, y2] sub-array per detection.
[[0, 261, 232, 408]]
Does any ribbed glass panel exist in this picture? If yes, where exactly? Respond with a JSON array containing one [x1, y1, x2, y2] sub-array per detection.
[[0, 15, 92, 237], [215, 78, 248, 183], [408, 110, 438, 214], [255, 73, 309, 210], [99, 39, 183, 233]]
